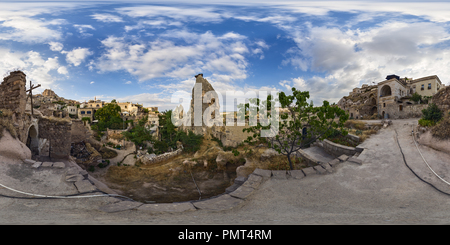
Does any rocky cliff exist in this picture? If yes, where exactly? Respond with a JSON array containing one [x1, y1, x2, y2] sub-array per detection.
[[433, 85, 450, 113]]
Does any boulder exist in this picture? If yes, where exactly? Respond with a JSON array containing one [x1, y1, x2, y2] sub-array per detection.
[[0, 129, 31, 160]]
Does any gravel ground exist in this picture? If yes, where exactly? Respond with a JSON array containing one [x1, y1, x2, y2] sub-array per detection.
[[1, 118, 450, 224]]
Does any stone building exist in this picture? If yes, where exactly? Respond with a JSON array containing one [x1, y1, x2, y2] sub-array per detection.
[[78, 98, 105, 121], [338, 74, 445, 119]]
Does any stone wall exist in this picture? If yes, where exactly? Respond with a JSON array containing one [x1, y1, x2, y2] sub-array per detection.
[[38, 117, 72, 159], [379, 102, 427, 119], [0, 71, 29, 143], [138, 148, 183, 165], [70, 119, 88, 143], [321, 139, 363, 157], [0, 71, 27, 116]]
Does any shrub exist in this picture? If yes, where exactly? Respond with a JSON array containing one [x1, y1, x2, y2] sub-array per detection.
[[411, 92, 422, 103], [418, 118, 435, 127], [154, 140, 169, 154], [177, 130, 203, 153], [421, 103, 443, 124]]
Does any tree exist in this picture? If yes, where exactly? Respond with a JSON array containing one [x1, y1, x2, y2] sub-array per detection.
[[411, 92, 422, 103], [158, 110, 177, 145], [243, 88, 349, 170], [95, 101, 121, 123], [176, 130, 203, 153], [122, 116, 153, 152]]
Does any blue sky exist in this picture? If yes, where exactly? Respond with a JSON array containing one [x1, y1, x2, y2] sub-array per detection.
[[1, 1, 450, 111]]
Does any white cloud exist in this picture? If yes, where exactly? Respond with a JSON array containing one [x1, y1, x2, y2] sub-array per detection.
[[48, 42, 64, 52], [91, 13, 124, 23], [0, 17, 65, 43], [117, 5, 223, 23], [125, 81, 132, 84], [57, 66, 68, 75], [95, 30, 251, 83], [90, 81, 95, 84], [64, 47, 93, 66], [279, 20, 450, 104], [73, 24, 96, 37], [0, 49, 66, 91]]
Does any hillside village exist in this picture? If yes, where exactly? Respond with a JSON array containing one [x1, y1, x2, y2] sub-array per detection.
[[1, 70, 450, 207]]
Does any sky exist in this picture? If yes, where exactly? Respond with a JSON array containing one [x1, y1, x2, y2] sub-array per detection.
[[1, 0, 450, 112]]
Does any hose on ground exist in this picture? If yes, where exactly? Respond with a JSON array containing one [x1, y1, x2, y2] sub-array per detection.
[[394, 129, 450, 197]]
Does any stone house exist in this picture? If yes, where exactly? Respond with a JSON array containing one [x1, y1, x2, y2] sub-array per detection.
[[78, 98, 105, 121], [338, 74, 445, 119]]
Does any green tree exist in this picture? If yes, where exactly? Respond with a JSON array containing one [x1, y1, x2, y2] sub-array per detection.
[[95, 101, 121, 123], [243, 88, 349, 170], [176, 130, 203, 153], [122, 116, 153, 152], [421, 103, 443, 124], [158, 110, 177, 145], [411, 92, 422, 103]]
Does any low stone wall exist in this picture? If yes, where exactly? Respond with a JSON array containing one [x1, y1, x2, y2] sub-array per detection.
[[322, 139, 363, 157], [295, 149, 323, 166], [139, 148, 183, 165]]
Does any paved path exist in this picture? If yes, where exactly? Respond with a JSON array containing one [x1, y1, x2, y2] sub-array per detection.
[[1, 118, 450, 224]]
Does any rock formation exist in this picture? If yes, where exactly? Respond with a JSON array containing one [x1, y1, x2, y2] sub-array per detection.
[[186, 74, 221, 135], [432, 85, 450, 113], [337, 84, 378, 119]]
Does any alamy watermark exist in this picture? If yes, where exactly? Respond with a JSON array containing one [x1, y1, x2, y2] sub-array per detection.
[[170, 83, 279, 137]]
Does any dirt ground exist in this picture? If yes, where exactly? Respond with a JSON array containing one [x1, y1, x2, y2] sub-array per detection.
[[86, 136, 308, 203]]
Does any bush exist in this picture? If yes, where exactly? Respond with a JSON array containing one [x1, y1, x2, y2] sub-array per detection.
[[154, 140, 169, 154], [177, 130, 203, 153], [421, 103, 443, 124], [418, 118, 435, 127], [411, 92, 422, 103]]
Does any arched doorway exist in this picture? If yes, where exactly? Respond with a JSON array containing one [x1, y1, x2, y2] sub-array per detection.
[[26, 125, 39, 156], [380, 85, 392, 97]]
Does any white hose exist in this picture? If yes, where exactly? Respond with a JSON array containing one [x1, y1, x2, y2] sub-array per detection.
[[412, 126, 450, 186], [0, 182, 124, 199]]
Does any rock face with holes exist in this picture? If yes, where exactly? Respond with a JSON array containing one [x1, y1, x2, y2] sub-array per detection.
[[337, 84, 378, 119]]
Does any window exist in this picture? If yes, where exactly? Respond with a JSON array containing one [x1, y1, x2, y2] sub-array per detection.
[[428, 83, 431, 90], [96, 104, 99, 107], [383, 103, 386, 108], [81, 111, 85, 114], [399, 105, 403, 111], [421, 84, 424, 90], [87, 111, 91, 114]]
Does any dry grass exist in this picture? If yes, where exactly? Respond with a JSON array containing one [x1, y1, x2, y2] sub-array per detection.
[[346, 128, 378, 142], [431, 113, 450, 140], [344, 120, 366, 130]]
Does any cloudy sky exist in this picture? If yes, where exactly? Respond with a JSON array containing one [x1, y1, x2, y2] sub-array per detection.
[[1, 0, 450, 111]]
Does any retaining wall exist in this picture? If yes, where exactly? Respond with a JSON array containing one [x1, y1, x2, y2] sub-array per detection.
[[322, 139, 363, 157], [139, 148, 183, 165]]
